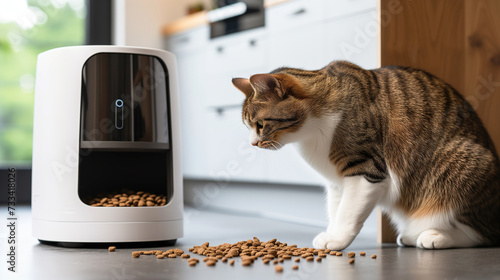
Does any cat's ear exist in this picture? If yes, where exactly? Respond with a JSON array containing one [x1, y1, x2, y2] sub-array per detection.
[[249, 74, 286, 98], [232, 78, 254, 98], [250, 74, 308, 99]]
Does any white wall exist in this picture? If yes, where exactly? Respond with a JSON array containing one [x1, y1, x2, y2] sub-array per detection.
[[112, 0, 210, 49]]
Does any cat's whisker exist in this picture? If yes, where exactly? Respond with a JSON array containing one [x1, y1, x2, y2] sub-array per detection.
[[272, 140, 283, 149], [267, 140, 283, 150]]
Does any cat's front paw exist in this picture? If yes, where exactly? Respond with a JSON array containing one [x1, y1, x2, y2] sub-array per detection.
[[397, 234, 414, 247], [312, 231, 353, 251]]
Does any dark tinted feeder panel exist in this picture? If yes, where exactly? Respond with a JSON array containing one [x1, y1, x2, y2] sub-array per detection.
[[78, 53, 173, 205]]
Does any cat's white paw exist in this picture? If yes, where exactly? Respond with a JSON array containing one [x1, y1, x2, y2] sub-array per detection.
[[312, 231, 353, 251], [313, 232, 329, 249], [416, 229, 452, 249], [396, 234, 414, 247]]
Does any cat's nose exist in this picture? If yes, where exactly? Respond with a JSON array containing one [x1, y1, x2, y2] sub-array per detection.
[[251, 141, 259, 146]]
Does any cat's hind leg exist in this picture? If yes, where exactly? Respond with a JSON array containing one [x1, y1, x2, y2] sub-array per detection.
[[416, 224, 484, 249], [401, 211, 485, 249]]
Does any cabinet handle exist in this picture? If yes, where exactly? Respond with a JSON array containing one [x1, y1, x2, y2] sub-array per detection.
[[177, 36, 190, 44], [289, 8, 306, 17], [213, 104, 241, 115]]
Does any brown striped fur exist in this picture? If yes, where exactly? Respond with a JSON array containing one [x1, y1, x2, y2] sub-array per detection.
[[232, 60, 500, 245]]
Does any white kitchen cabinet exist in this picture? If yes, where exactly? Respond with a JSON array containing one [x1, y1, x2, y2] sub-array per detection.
[[165, 26, 211, 179], [264, 145, 326, 186], [206, 28, 267, 108], [260, 0, 328, 185], [163, 0, 378, 186], [325, 10, 378, 69], [325, 0, 377, 20], [205, 107, 268, 182], [165, 25, 209, 54], [267, 22, 328, 71], [266, 0, 328, 70], [203, 29, 270, 183], [266, 0, 326, 31]]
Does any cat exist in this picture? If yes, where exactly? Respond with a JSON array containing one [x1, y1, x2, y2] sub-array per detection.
[[232, 60, 500, 250]]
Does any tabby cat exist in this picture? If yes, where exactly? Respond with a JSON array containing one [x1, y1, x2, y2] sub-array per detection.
[[232, 60, 500, 250]]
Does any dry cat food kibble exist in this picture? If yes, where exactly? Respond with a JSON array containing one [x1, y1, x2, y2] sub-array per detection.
[[371, 254, 377, 259], [108, 246, 116, 252], [85, 190, 167, 207], [188, 258, 199, 266], [130, 237, 377, 272]]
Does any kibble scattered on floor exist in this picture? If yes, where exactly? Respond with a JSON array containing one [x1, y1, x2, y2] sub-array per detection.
[[126, 237, 378, 272]]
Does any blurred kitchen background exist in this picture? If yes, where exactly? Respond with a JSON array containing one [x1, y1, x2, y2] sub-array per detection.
[[0, 0, 379, 237], [160, 0, 378, 236], [4, 0, 500, 242]]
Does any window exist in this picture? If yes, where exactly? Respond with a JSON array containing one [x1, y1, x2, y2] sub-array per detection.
[[0, 0, 86, 167], [0, 0, 111, 204]]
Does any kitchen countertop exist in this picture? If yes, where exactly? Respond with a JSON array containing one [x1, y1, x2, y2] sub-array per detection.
[[162, 0, 290, 36], [2, 206, 500, 280]]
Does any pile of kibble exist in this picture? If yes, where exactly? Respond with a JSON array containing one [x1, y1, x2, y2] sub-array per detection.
[[126, 237, 377, 272], [86, 191, 167, 207]]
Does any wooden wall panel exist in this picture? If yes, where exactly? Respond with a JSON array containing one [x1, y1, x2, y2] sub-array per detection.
[[464, 0, 500, 155], [377, 209, 397, 243], [380, 0, 465, 93], [378, 0, 500, 243]]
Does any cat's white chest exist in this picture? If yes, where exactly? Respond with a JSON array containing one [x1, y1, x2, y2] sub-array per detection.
[[282, 113, 343, 184]]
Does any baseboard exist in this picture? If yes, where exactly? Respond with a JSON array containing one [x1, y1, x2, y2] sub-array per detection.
[[183, 179, 328, 227]]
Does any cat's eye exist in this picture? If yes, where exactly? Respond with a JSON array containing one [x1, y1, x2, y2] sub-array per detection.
[[256, 120, 264, 129]]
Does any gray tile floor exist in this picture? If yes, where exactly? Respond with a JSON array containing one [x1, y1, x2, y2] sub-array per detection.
[[2, 206, 500, 280]]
